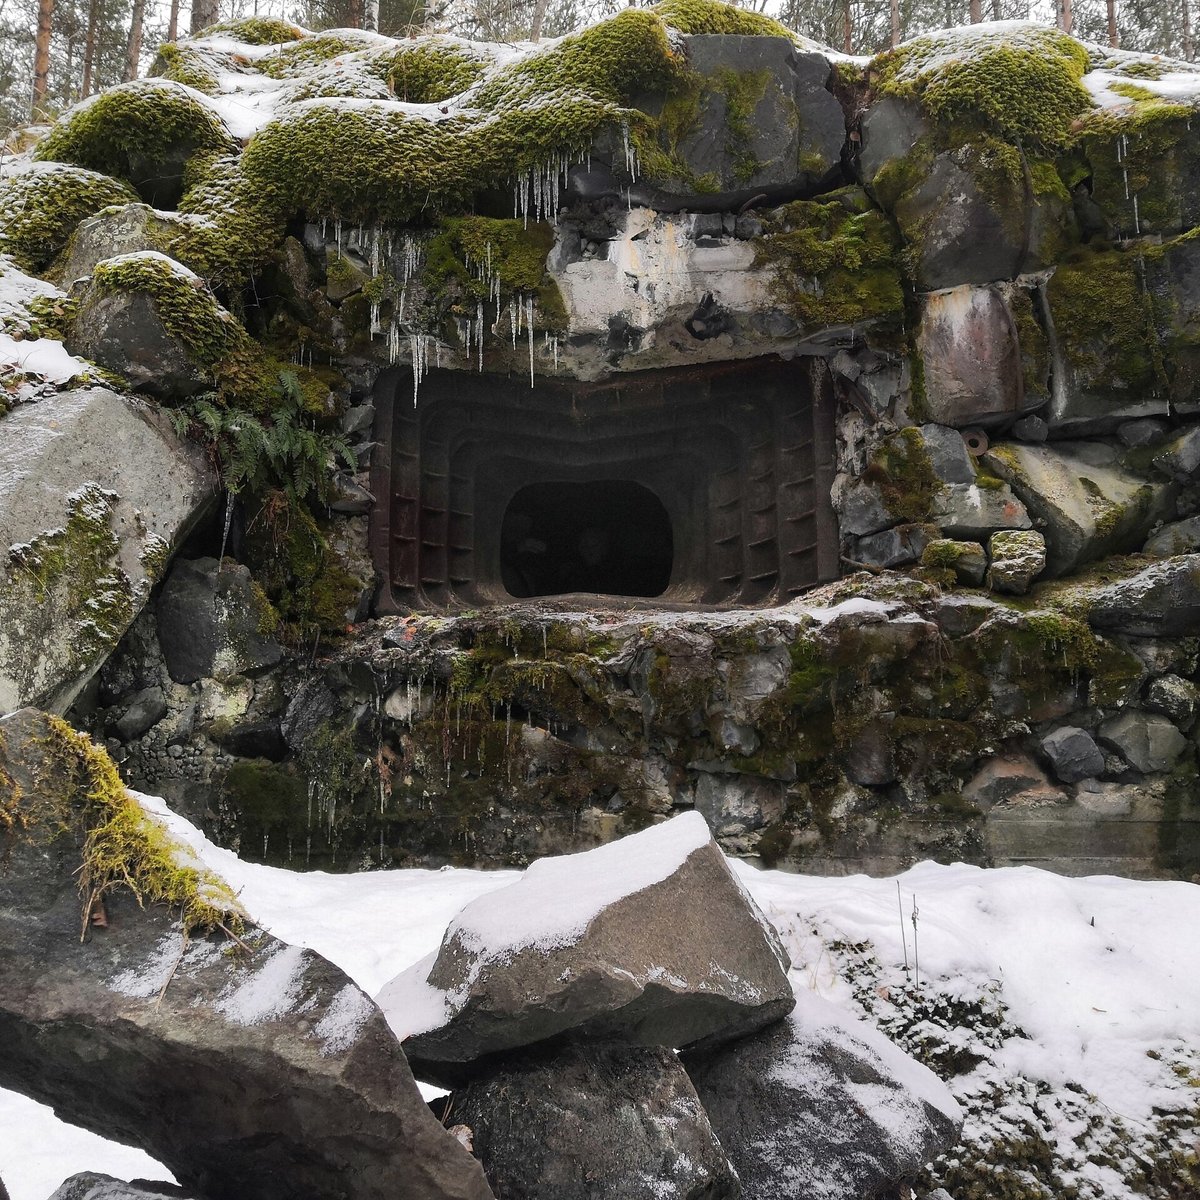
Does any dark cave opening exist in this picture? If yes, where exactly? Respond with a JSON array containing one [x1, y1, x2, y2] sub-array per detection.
[[500, 480, 674, 599]]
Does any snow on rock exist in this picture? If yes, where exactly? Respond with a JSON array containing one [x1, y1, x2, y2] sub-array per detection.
[[687, 991, 962, 1200], [377, 811, 795, 1087]]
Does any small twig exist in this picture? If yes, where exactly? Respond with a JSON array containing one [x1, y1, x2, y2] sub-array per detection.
[[217, 921, 254, 954], [910, 893, 920, 991], [840, 556, 884, 575], [156, 931, 190, 1009], [897, 880, 909, 975]]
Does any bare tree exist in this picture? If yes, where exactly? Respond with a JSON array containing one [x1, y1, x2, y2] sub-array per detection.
[[889, 0, 899, 44], [167, 0, 180, 40], [969, 0, 981, 19], [1059, 0, 1073, 33], [346, 0, 363, 24], [529, 0, 549, 37], [1106, 0, 1118, 44], [125, 0, 145, 78], [364, 0, 379, 28], [32, 0, 54, 116], [80, 0, 101, 96], [841, 0, 851, 52], [1185, 0, 1195, 58], [191, 0, 219, 34]]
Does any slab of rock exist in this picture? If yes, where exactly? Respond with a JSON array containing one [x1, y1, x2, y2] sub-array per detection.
[[1145, 674, 1200, 727], [48, 1175, 191, 1200], [855, 522, 939, 569], [1144, 515, 1200, 557], [1040, 726, 1105, 784], [108, 685, 168, 741], [916, 285, 1025, 427], [377, 812, 794, 1087], [932, 481, 1031, 542], [963, 753, 1064, 808], [986, 530, 1046, 595], [1098, 711, 1187, 773], [0, 387, 215, 716], [449, 1041, 738, 1200], [55, 204, 196, 286], [685, 992, 963, 1200], [0, 709, 494, 1200], [1152, 426, 1200, 481], [983, 442, 1169, 574], [920, 539, 987, 585], [156, 557, 282, 683], [1086, 557, 1200, 637]]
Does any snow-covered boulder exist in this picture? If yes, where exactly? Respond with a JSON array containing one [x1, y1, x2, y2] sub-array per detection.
[[47, 1175, 193, 1200], [685, 991, 963, 1200], [0, 387, 216, 716], [449, 1042, 739, 1200], [377, 811, 794, 1087], [0, 708, 495, 1200]]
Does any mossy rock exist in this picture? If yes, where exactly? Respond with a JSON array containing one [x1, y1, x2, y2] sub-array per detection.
[[35, 80, 238, 208], [0, 164, 137, 273], [199, 16, 305, 44]]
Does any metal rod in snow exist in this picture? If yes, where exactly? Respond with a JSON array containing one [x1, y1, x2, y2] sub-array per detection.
[[910, 894, 920, 990], [897, 880, 909, 974]]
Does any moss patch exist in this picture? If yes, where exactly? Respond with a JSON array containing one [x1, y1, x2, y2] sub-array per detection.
[[0, 166, 137, 272], [653, 0, 794, 37], [863, 427, 942, 522], [201, 16, 305, 43]]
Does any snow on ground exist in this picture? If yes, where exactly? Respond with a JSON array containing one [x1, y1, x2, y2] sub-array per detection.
[[2, 795, 1198, 1200]]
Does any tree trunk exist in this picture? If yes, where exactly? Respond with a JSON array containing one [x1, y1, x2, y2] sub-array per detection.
[[1106, 0, 1117, 45], [190, 0, 219, 35], [992, 0, 1001, 19], [125, 0, 146, 80], [80, 0, 101, 97], [346, 0, 363, 27], [167, 0, 179, 41], [31, 0, 54, 118], [529, 0, 550, 40], [842, 0, 851, 54], [889, 0, 899, 46], [1059, 0, 1073, 33], [363, 0, 379, 30], [969, 0, 981, 20], [1185, 0, 1195, 60]]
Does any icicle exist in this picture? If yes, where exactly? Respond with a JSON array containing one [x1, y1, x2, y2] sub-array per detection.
[[217, 493, 234, 572], [1133, 193, 1141, 235], [477, 300, 484, 372], [527, 295, 535, 389]]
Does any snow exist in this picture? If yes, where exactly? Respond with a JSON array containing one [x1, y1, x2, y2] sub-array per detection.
[[2, 799, 1199, 1200], [0, 332, 89, 385]]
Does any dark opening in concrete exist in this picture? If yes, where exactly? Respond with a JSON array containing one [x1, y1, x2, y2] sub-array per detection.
[[501, 480, 673, 599]]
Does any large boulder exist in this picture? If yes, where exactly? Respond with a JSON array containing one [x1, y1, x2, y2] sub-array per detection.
[[55, 204, 197, 286], [0, 709, 495, 1200], [377, 812, 794, 1087], [685, 992, 963, 1200], [916, 285, 1026, 427], [630, 34, 844, 207], [156, 557, 283, 684], [1086, 556, 1200, 637], [0, 387, 215, 716], [983, 442, 1170, 574], [48, 1175, 193, 1200], [449, 1042, 739, 1200]]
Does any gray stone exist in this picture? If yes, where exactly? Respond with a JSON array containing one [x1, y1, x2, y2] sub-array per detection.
[[854, 522, 939, 568], [932, 481, 1031, 541], [638, 35, 844, 204], [0, 709, 495, 1200], [0, 388, 215, 716], [1118, 418, 1169, 449], [55, 205, 194, 286], [1098, 711, 1187, 773], [916, 287, 1025, 427], [156, 557, 282, 684], [48, 1175, 191, 1200], [1040, 726, 1105, 784], [983, 442, 1169, 574], [686, 997, 962, 1200], [450, 1042, 738, 1200], [377, 813, 793, 1088], [1153, 426, 1200, 481], [986, 530, 1046, 595], [328, 472, 375, 514], [1145, 515, 1200, 557], [964, 753, 1064, 808], [1144, 674, 1200, 726], [918, 423, 976, 483], [68, 266, 215, 401], [859, 95, 929, 194], [109, 685, 167, 741], [695, 769, 785, 834], [844, 719, 897, 786], [920, 539, 987, 585], [342, 403, 376, 435], [1087, 557, 1200, 637], [1012, 415, 1049, 443]]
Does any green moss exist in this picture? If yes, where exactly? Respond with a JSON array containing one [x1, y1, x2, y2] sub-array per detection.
[[221, 759, 308, 838], [869, 135, 934, 212], [1008, 284, 1051, 404], [35, 80, 237, 195], [872, 27, 1091, 148], [921, 539, 976, 568], [712, 66, 771, 184], [0, 165, 137, 272], [201, 16, 304, 43], [152, 43, 220, 94], [1047, 246, 1166, 397], [653, 0, 793, 37], [753, 199, 904, 332], [90, 252, 275, 404], [379, 41, 488, 103], [43, 716, 244, 935], [424, 216, 566, 332], [259, 33, 364, 78], [863, 427, 941, 522]]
